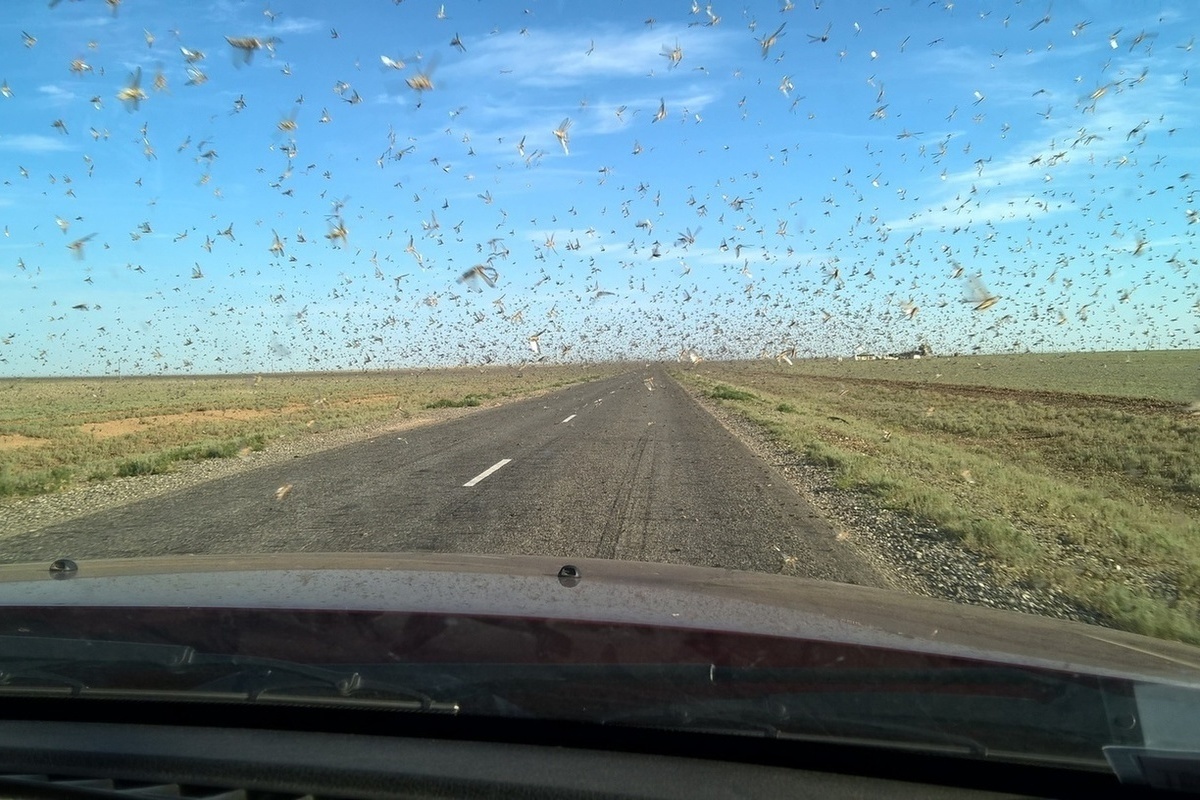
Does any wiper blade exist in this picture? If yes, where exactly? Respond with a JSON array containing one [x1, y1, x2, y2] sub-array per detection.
[[0, 635, 458, 714], [600, 699, 989, 756], [0, 634, 194, 667], [186, 653, 459, 712]]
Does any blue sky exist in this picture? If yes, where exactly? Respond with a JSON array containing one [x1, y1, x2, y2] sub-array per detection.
[[1, 0, 1197, 375]]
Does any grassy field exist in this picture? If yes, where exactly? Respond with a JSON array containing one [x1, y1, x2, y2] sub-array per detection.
[[677, 351, 1200, 644], [0, 364, 616, 499], [765, 350, 1200, 404]]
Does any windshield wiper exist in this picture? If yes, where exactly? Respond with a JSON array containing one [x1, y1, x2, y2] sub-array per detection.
[[0, 633, 195, 666], [598, 698, 989, 756], [0, 635, 458, 713], [410, 661, 1120, 765]]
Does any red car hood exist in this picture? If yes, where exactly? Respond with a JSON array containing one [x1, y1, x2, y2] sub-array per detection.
[[0, 552, 1196, 684]]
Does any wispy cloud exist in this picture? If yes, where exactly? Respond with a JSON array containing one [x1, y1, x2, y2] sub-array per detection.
[[37, 84, 78, 104], [370, 92, 413, 107], [403, 85, 722, 166], [441, 22, 736, 90], [881, 55, 1191, 234], [270, 16, 324, 36], [0, 134, 72, 154], [904, 43, 1053, 77]]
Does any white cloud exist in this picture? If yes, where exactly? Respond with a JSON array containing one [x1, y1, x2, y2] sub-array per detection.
[[441, 23, 736, 90], [370, 92, 413, 107], [38, 84, 78, 104], [403, 85, 721, 166], [0, 134, 72, 154], [881, 59, 1192, 234], [270, 17, 324, 36]]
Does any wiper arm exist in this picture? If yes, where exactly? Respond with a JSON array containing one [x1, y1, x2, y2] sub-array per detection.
[[0, 635, 457, 714]]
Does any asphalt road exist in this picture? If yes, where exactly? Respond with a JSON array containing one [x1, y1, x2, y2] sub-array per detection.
[[0, 370, 886, 586]]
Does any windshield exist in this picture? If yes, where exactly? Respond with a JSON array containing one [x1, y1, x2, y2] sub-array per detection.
[[0, 0, 1198, 776]]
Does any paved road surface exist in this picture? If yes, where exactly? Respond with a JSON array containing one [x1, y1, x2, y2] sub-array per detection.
[[0, 370, 885, 586]]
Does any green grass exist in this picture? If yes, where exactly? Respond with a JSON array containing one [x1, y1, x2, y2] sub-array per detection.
[[710, 350, 1200, 404], [114, 455, 172, 478], [0, 465, 73, 497], [0, 365, 615, 499], [110, 435, 268, 479], [424, 394, 488, 408], [678, 352, 1200, 644], [708, 384, 757, 401]]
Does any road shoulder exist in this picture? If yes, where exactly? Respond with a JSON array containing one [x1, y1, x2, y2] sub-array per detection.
[[669, 370, 1106, 627]]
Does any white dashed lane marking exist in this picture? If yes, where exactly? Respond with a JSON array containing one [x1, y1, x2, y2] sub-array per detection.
[[463, 458, 512, 487], [560, 414, 576, 423]]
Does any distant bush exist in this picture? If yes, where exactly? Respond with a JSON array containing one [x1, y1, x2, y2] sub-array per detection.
[[113, 435, 268, 479], [0, 466, 73, 497], [775, 402, 798, 413], [116, 456, 171, 477], [425, 395, 485, 408], [708, 385, 756, 401]]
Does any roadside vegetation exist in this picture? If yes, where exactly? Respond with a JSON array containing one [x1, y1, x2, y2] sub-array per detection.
[[677, 351, 1200, 644], [0, 365, 614, 499], [424, 394, 487, 408], [757, 350, 1200, 404], [707, 385, 757, 402]]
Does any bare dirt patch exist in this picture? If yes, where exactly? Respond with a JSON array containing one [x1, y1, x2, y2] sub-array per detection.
[[326, 395, 400, 409], [0, 434, 46, 452], [79, 405, 311, 439]]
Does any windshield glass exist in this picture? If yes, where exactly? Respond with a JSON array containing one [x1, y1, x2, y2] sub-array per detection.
[[1, 0, 1198, 772]]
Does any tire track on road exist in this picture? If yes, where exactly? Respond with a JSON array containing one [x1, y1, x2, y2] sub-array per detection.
[[593, 434, 650, 560]]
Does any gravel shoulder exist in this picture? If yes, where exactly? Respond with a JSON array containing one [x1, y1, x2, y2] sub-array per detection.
[[675, 376, 1110, 628]]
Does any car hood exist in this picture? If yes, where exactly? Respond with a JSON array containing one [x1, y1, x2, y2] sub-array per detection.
[[0, 551, 1196, 684]]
